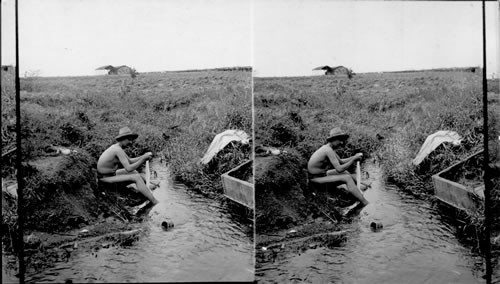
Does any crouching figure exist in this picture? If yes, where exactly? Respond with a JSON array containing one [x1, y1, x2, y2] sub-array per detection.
[[97, 126, 159, 206]]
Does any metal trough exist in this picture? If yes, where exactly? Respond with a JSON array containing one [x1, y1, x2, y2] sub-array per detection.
[[432, 150, 484, 213], [221, 160, 254, 209]]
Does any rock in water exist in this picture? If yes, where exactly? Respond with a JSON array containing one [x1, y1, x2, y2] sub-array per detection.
[[161, 220, 174, 230], [370, 222, 383, 232]]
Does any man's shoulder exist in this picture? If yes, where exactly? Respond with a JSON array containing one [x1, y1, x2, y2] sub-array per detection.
[[321, 145, 337, 157], [106, 144, 124, 154], [312, 144, 333, 157], [319, 144, 334, 152]]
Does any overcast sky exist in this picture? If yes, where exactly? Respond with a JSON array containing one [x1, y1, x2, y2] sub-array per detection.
[[254, 0, 499, 78], [1, 0, 498, 78], [1, 0, 252, 76]]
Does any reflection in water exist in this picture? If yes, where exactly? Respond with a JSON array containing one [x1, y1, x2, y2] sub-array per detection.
[[25, 161, 254, 283], [256, 163, 488, 283]]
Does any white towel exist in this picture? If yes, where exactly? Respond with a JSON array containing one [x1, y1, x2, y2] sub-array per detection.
[[412, 130, 462, 166], [200, 130, 250, 164]]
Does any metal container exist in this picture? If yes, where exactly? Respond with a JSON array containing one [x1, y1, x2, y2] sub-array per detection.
[[221, 160, 254, 209], [431, 150, 484, 213]]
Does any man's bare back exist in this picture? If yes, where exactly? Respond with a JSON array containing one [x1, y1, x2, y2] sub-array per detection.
[[307, 144, 339, 175], [97, 144, 123, 175]]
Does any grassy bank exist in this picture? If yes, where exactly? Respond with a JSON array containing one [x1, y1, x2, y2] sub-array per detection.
[[255, 71, 500, 248], [18, 70, 252, 194]]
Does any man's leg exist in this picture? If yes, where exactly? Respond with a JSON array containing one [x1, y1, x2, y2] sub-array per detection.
[[326, 169, 369, 191], [100, 173, 159, 205], [310, 174, 369, 205], [116, 169, 155, 189]]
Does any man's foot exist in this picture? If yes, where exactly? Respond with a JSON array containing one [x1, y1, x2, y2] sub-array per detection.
[[341, 201, 367, 216], [132, 200, 158, 215], [341, 202, 359, 216], [132, 201, 150, 215]]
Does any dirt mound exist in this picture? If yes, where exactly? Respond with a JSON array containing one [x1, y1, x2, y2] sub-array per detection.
[[255, 153, 309, 233], [22, 153, 102, 232], [4, 151, 141, 235]]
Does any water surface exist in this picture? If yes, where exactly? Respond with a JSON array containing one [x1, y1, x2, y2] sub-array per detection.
[[256, 163, 487, 283], [25, 161, 254, 283]]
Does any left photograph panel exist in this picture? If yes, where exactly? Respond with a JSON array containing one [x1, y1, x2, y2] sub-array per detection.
[[1, 0, 254, 282]]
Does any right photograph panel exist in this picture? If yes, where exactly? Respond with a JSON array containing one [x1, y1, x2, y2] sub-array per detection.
[[253, 1, 499, 283]]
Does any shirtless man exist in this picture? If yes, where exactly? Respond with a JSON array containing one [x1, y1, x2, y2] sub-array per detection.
[[307, 127, 369, 206], [97, 127, 159, 205]]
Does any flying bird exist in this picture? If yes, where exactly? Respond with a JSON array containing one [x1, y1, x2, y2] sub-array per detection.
[[96, 65, 128, 74], [313, 65, 354, 78], [96, 65, 138, 77]]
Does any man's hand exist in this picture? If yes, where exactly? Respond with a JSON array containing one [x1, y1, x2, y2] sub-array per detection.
[[143, 152, 153, 160], [354, 153, 363, 161]]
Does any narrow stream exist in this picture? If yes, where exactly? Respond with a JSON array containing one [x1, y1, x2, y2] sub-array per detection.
[[24, 160, 254, 283], [256, 163, 487, 283]]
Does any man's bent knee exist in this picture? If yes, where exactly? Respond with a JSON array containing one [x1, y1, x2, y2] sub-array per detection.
[[131, 173, 143, 182]]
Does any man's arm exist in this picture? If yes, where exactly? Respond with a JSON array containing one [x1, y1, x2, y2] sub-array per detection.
[[327, 150, 354, 173], [338, 153, 363, 165], [338, 156, 352, 164], [126, 152, 153, 164], [128, 156, 142, 163], [115, 148, 147, 173]]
